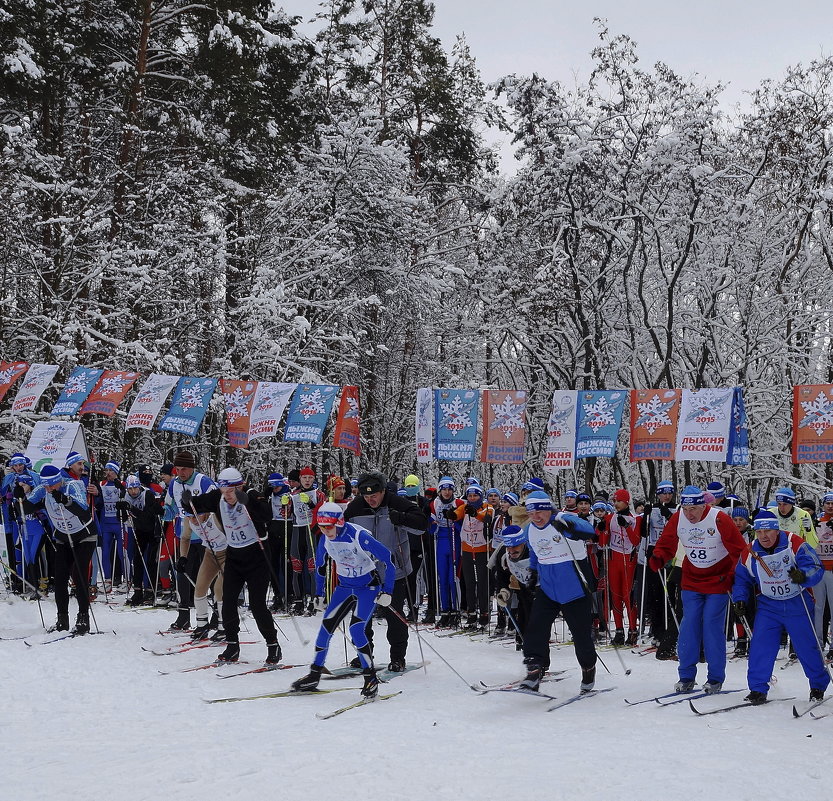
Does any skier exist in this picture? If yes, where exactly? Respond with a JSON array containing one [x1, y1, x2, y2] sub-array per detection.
[[119, 474, 162, 607], [290, 502, 395, 698], [21, 464, 96, 634], [428, 476, 464, 627], [288, 466, 325, 615], [2, 453, 42, 593], [732, 508, 829, 704], [98, 460, 126, 590], [729, 506, 755, 657], [641, 481, 677, 655], [265, 472, 292, 612], [344, 471, 427, 671], [519, 491, 597, 693], [774, 487, 818, 548], [597, 488, 639, 645], [812, 491, 833, 657], [187, 468, 279, 664], [454, 484, 494, 629], [493, 524, 535, 649], [649, 485, 746, 694]]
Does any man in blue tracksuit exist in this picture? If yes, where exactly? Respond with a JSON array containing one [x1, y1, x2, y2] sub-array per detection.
[[521, 490, 598, 693], [732, 508, 830, 704]]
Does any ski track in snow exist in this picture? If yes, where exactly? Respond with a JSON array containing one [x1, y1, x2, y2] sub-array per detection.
[[2, 596, 829, 800]]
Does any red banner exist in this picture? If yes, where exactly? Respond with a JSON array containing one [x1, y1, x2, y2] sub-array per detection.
[[629, 389, 681, 461], [333, 385, 361, 455], [0, 361, 29, 402], [793, 384, 833, 463], [480, 389, 527, 463], [78, 370, 140, 416], [221, 379, 258, 448]]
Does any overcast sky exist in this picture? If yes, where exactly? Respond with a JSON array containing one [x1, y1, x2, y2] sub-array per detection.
[[285, 1, 833, 170]]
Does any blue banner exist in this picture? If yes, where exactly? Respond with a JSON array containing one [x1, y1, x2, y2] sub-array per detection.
[[50, 367, 104, 416], [726, 387, 750, 466], [575, 390, 626, 459], [284, 385, 339, 443], [434, 388, 481, 461], [157, 377, 218, 436]]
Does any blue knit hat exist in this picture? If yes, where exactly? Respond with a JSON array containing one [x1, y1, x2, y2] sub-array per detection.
[[486, 487, 500, 497], [731, 507, 750, 521], [105, 461, 120, 474], [753, 509, 780, 530], [267, 472, 287, 487], [565, 489, 578, 499], [40, 464, 63, 485], [501, 525, 527, 547], [656, 480, 674, 494], [591, 501, 608, 513], [775, 487, 796, 504], [465, 485, 484, 497], [8, 453, 26, 467], [438, 476, 455, 490], [680, 486, 705, 506], [65, 451, 85, 469], [706, 481, 725, 500], [126, 475, 142, 489], [502, 492, 519, 506], [522, 477, 545, 492], [823, 492, 833, 504], [525, 490, 553, 511]]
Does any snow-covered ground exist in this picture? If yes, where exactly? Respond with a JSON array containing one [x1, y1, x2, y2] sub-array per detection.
[[2, 594, 829, 801]]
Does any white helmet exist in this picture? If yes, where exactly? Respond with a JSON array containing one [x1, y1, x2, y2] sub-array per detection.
[[217, 467, 245, 488], [317, 502, 345, 527]]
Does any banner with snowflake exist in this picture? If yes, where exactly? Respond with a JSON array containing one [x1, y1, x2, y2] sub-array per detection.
[[24, 421, 88, 472], [11, 364, 60, 414], [674, 388, 734, 462], [78, 370, 140, 416], [333, 385, 361, 455], [50, 367, 104, 416], [220, 379, 258, 448], [575, 390, 627, 459], [481, 390, 527, 463], [415, 388, 433, 464], [125, 374, 180, 430], [543, 390, 579, 472], [726, 388, 750, 466], [158, 376, 218, 436], [792, 384, 833, 463], [248, 382, 296, 443], [0, 361, 29, 402], [629, 389, 681, 461], [284, 385, 339, 443], [434, 388, 481, 461]]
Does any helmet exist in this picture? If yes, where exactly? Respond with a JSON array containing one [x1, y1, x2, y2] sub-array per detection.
[[317, 502, 344, 528], [217, 467, 245, 488]]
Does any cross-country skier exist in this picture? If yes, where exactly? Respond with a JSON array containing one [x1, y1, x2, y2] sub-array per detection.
[[288, 466, 325, 615], [493, 524, 535, 649], [429, 477, 464, 627], [290, 502, 396, 697], [814, 492, 833, 657], [732, 508, 829, 704], [120, 474, 162, 607]]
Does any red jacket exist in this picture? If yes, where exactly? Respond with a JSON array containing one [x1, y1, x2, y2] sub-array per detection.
[[651, 508, 746, 593]]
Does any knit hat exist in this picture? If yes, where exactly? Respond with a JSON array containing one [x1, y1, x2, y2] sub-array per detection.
[[65, 451, 85, 469], [525, 490, 553, 511], [105, 461, 120, 474], [40, 464, 63, 485], [317, 501, 345, 528], [404, 474, 420, 488], [501, 525, 527, 547], [613, 488, 631, 503], [326, 475, 346, 492], [522, 477, 545, 493], [160, 463, 174, 476], [486, 487, 500, 497], [753, 509, 780, 531], [775, 487, 796, 504], [576, 492, 591, 503], [680, 486, 705, 506], [702, 492, 716, 506], [591, 501, 608, 513], [438, 476, 455, 491], [217, 467, 244, 487], [350, 478, 358, 487], [822, 492, 833, 504], [397, 488, 408, 496], [565, 489, 578, 499], [8, 453, 26, 467], [731, 507, 750, 521], [466, 477, 479, 486], [656, 481, 674, 494], [126, 475, 142, 489], [465, 485, 484, 498], [173, 451, 196, 469], [706, 481, 726, 500], [287, 469, 301, 483], [268, 472, 287, 487], [299, 466, 315, 478], [502, 492, 519, 506]]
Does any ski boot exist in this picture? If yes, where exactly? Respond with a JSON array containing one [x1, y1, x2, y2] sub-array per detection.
[[210, 628, 227, 642], [703, 680, 723, 695], [169, 609, 191, 630], [421, 611, 436, 625], [674, 679, 696, 693], [361, 668, 379, 698], [73, 610, 90, 636], [580, 665, 596, 693], [291, 664, 323, 692], [744, 691, 768, 705], [265, 642, 282, 665], [519, 659, 542, 691], [477, 614, 490, 630], [190, 621, 211, 641], [217, 641, 240, 662], [126, 588, 144, 607], [810, 688, 825, 702], [208, 609, 219, 629], [612, 628, 625, 646], [49, 613, 70, 633], [626, 629, 638, 646], [733, 637, 748, 658], [387, 658, 406, 673]]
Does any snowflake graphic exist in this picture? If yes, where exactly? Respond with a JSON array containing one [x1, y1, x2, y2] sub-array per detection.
[[22, 365, 52, 390], [489, 394, 526, 439], [580, 395, 622, 431], [179, 384, 209, 411], [224, 386, 253, 423], [0, 365, 21, 386], [798, 391, 833, 437], [40, 424, 68, 456], [97, 375, 132, 396], [344, 396, 360, 419], [63, 370, 97, 396], [685, 389, 732, 430], [634, 394, 677, 436], [299, 389, 327, 418], [547, 398, 575, 438], [135, 378, 169, 405], [439, 394, 476, 436], [417, 391, 432, 428]]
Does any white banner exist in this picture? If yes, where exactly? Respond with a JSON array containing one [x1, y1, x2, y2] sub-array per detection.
[[415, 387, 433, 463], [125, 373, 180, 430], [11, 363, 59, 414], [248, 382, 296, 443], [543, 390, 578, 472], [24, 421, 88, 472], [675, 388, 734, 462]]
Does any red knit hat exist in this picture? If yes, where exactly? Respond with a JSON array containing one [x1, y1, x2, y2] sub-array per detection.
[[613, 488, 631, 503], [299, 466, 315, 477]]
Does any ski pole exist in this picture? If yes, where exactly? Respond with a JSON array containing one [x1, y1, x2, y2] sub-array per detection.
[[16, 499, 45, 628], [659, 568, 682, 633], [504, 601, 523, 643], [798, 589, 833, 684], [394, 537, 427, 675], [725, 591, 753, 640]]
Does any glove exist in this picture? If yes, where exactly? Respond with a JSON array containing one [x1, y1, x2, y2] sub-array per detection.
[[648, 554, 665, 572], [13, 483, 27, 499], [280, 493, 290, 506], [52, 490, 68, 505], [528, 570, 538, 589], [595, 518, 606, 532], [388, 508, 404, 525], [659, 503, 673, 520], [175, 556, 188, 573], [376, 592, 392, 607], [180, 489, 192, 508], [788, 567, 807, 584], [313, 596, 327, 612], [496, 588, 511, 607], [617, 514, 630, 528], [317, 563, 327, 577], [733, 601, 747, 619], [116, 500, 130, 512], [299, 492, 310, 504], [114, 479, 125, 491], [552, 517, 568, 533], [442, 508, 457, 520]]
